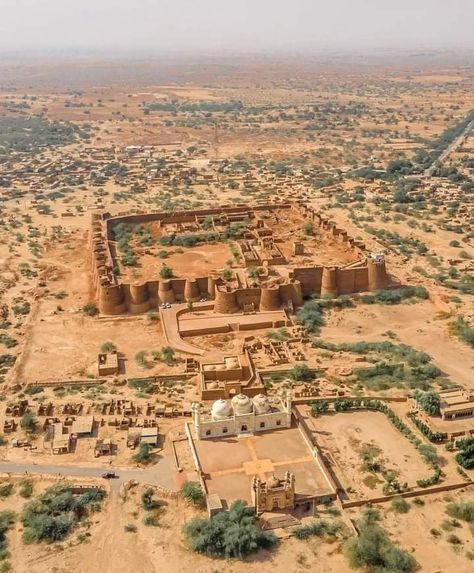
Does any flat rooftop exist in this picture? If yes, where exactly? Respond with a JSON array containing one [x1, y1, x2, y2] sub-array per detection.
[[179, 309, 287, 337]]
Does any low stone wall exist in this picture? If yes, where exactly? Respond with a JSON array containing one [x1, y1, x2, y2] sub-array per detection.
[[26, 379, 107, 389], [341, 481, 474, 509]]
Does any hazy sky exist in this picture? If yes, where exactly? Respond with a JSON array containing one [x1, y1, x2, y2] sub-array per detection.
[[0, 0, 472, 53]]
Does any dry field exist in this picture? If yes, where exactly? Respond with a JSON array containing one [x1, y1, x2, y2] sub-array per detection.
[[0, 53, 473, 572]]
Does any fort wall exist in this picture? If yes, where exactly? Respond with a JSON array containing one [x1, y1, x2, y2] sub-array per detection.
[[90, 203, 390, 315]]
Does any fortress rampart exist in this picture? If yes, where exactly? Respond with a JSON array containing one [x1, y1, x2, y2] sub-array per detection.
[[90, 203, 389, 315]]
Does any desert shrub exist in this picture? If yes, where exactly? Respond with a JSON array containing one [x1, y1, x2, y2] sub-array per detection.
[[344, 509, 417, 572], [0, 510, 15, 563], [24, 385, 43, 395], [310, 400, 329, 417], [124, 523, 137, 533], [292, 519, 343, 540], [159, 346, 175, 365], [445, 501, 474, 523], [450, 317, 474, 348], [266, 328, 290, 342], [361, 286, 429, 305], [0, 485, 12, 499], [20, 412, 37, 432], [159, 265, 173, 279], [289, 363, 313, 382], [141, 488, 161, 511], [296, 301, 324, 332], [82, 302, 98, 316], [143, 514, 160, 527], [407, 413, 446, 442], [19, 479, 33, 499], [334, 398, 357, 412], [21, 483, 105, 543], [180, 481, 205, 508], [391, 497, 410, 513], [183, 500, 276, 559], [447, 534, 462, 545], [100, 342, 116, 353]]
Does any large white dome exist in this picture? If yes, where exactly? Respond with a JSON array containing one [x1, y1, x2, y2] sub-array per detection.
[[211, 399, 232, 420], [231, 393, 253, 415], [252, 394, 271, 414]]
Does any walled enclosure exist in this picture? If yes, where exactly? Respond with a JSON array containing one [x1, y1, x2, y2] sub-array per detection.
[[90, 202, 389, 315]]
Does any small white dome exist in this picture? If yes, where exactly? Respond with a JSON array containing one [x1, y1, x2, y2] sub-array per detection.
[[231, 394, 253, 415], [211, 399, 232, 420], [253, 394, 271, 414]]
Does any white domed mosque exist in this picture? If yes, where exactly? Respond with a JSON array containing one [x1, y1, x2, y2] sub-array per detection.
[[191, 390, 292, 440]]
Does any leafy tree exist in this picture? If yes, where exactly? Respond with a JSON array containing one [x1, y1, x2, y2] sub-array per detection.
[[303, 222, 314, 235], [414, 390, 441, 416], [21, 483, 105, 543], [180, 481, 205, 508], [21, 412, 36, 432], [289, 363, 313, 382], [133, 442, 152, 464], [183, 500, 276, 559], [160, 346, 175, 365], [455, 438, 474, 469], [296, 301, 324, 332], [310, 400, 329, 417], [141, 488, 161, 511], [344, 509, 417, 572]]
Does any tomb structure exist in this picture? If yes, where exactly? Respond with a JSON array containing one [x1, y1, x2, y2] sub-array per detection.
[[252, 472, 296, 514]]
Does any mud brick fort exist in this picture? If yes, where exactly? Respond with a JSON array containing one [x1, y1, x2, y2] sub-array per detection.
[[90, 202, 390, 315]]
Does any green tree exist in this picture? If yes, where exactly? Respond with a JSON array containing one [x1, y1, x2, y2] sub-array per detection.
[[134, 442, 152, 464], [344, 509, 417, 572], [414, 390, 441, 416], [160, 346, 175, 365], [303, 221, 314, 235], [310, 400, 329, 417], [183, 500, 276, 559], [21, 412, 36, 432], [180, 481, 205, 508], [289, 363, 313, 382], [296, 301, 324, 332]]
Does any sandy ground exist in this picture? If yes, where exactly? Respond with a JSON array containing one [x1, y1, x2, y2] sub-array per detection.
[[311, 410, 429, 499], [322, 300, 474, 389]]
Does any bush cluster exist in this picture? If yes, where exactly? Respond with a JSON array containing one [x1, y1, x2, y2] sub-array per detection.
[[21, 483, 105, 543], [183, 500, 276, 559]]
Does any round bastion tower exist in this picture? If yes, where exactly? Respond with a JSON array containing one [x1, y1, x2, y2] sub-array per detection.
[[321, 267, 338, 298]]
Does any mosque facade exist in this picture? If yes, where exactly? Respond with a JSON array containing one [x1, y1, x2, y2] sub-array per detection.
[[191, 391, 292, 440]]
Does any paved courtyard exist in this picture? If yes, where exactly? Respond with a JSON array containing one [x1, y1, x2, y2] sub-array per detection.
[[194, 426, 331, 505]]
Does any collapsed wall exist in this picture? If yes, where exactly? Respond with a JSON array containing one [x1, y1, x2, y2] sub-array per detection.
[[90, 203, 390, 316]]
